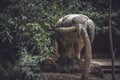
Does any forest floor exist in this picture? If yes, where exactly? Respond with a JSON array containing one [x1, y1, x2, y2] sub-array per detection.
[[40, 58, 120, 80], [40, 73, 120, 80]]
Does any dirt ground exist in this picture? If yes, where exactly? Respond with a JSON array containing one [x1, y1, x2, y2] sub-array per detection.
[[40, 58, 120, 80], [40, 73, 120, 80], [40, 58, 104, 80]]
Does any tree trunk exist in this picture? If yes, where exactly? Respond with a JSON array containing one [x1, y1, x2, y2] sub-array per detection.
[[109, 0, 116, 80]]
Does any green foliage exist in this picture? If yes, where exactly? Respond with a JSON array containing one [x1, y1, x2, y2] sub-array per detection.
[[19, 23, 53, 55], [83, 11, 109, 34]]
